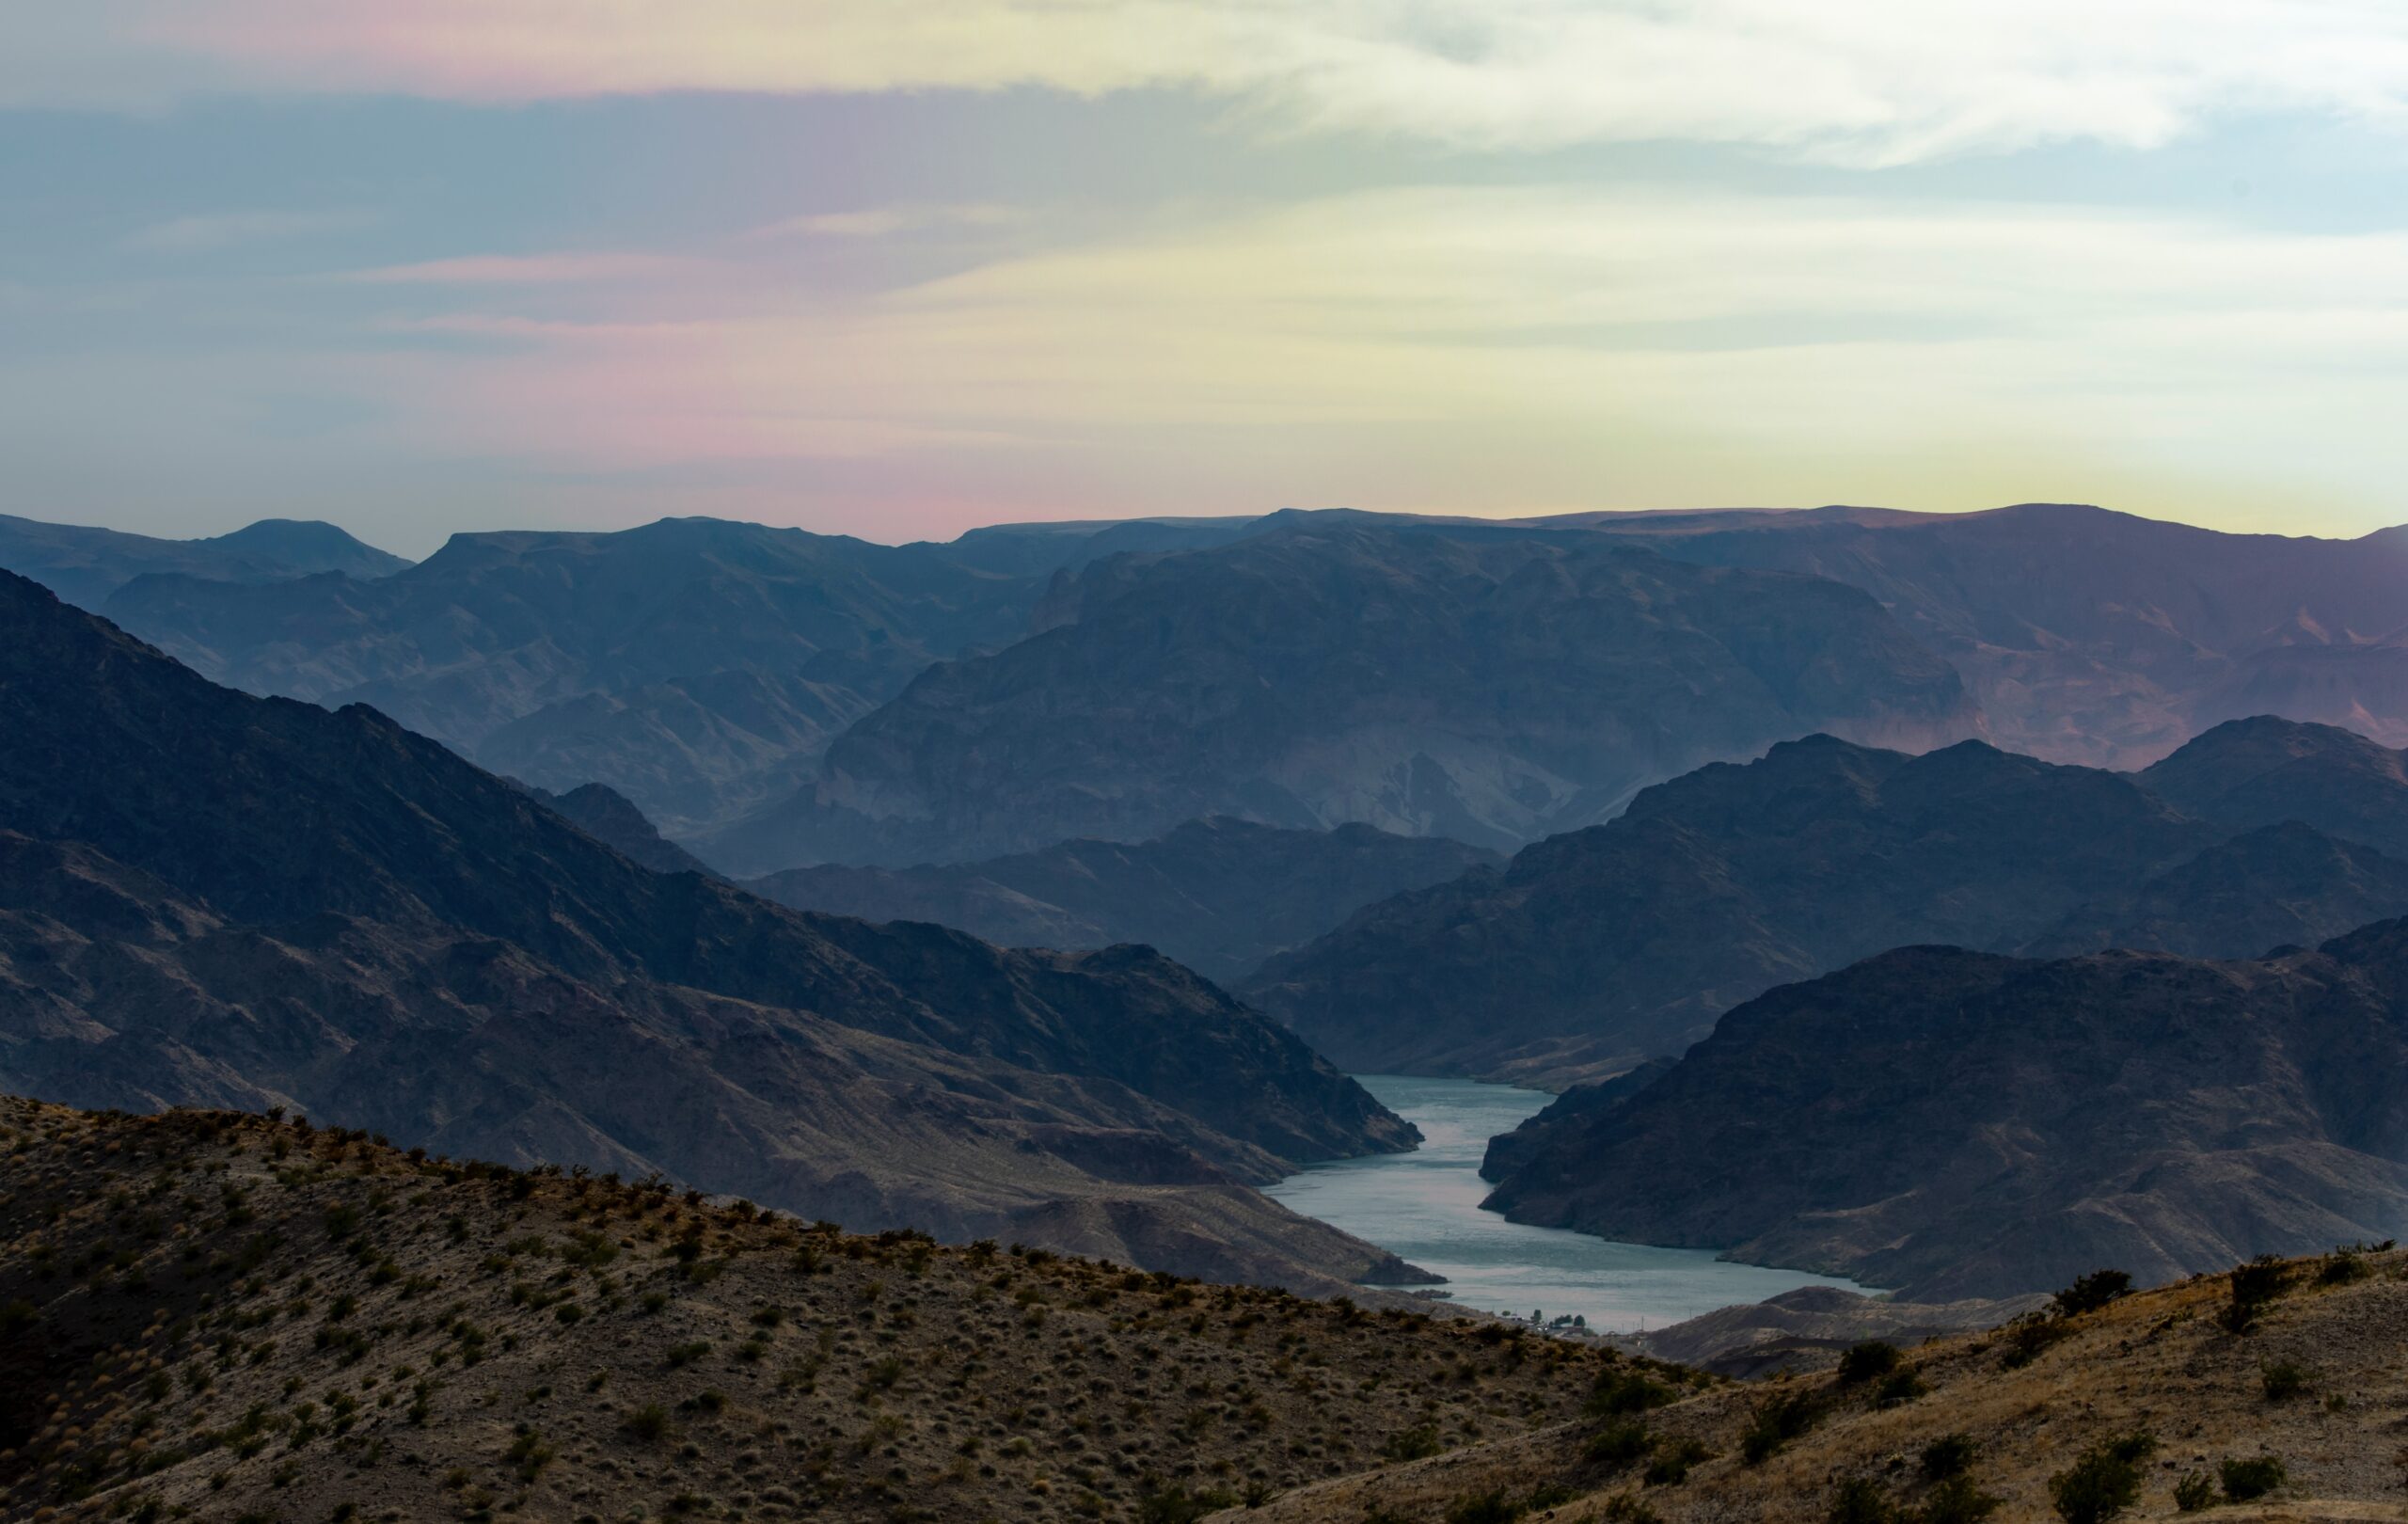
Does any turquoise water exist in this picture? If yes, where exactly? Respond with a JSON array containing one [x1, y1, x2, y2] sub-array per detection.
[[1266, 1073, 1868, 1333]]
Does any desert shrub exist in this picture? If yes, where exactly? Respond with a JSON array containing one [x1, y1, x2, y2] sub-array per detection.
[[2051, 1270, 2132, 1318], [1921, 1434, 1977, 1481], [2225, 1258, 2290, 1333], [2000, 1313, 2070, 1369], [1584, 1421, 1652, 1470], [1836, 1341, 1904, 1385], [1599, 1497, 1662, 1524], [2049, 1434, 2155, 1524], [1443, 1493, 1525, 1524], [2317, 1251, 2368, 1286], [625, 1404, 670, 1443], [2218, 1456, 2286, 1502], [1135, 1484, 1238, 1524], [1587, 1369, 1676, 1418], [1917, 1476, 2002, 1524], [1645, 1437, 1711, 1487], [1381, 1423, 1442, 1461], [1828, 1478, 1899, 1524], [2172, 1472, 2215, 1512], [1877, 1368, 1927, 1406], [2259, 1359, 2311, 1401], [1740, 1389, 1822, 1464]]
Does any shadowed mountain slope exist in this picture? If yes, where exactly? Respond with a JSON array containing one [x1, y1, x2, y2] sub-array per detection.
[[750, 818, 1498, 984], [714, 522, 1979, 871], [1481, 929, 2408, 1299], [1251, 722, 2408, 1083], [0, 568, 1416, 1288]]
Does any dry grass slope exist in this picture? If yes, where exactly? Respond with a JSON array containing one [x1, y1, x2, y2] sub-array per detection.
[[0, 1098, 1638, 1524], [1237, 1246, 2408, 1524]]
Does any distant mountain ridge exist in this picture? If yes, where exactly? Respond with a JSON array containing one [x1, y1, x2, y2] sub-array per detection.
[[100, 516, 1055, 835], [0, 567, 1419, 1290], [1249, 718, 2408, 1083], [0, 513, 407, 608], [749, 818, 1499, 983], [1591, 501, 2408, 767], [711, 521, 1981, 870]]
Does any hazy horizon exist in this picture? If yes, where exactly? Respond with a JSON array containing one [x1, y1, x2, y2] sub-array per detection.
[[10, 5, 2408, 554]]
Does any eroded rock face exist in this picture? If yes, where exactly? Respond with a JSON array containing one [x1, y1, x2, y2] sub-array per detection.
[[0, 569, 1417, 1290], [749, 817, 1499, 984], [1481, 930, 2408, 1299], [716, 521, 1980, 871]]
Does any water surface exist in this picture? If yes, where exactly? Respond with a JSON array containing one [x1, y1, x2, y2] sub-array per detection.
[[1266, 1073, 1867, 1332]]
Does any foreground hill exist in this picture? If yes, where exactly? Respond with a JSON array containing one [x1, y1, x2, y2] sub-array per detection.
[[1608, 501, 2408, 767], [0, 1099, 1621, 1524], [751, 818, 1498, 984], [100, 516, 1051, 835], [719, 521, 1978, 870], [1244, 1242, 2408, 1523], [1252, 723, 2408, 1081], [1481, 927, 2408, 1299], [0, 568, 1416, 1288], [0, 513, 407, 608]]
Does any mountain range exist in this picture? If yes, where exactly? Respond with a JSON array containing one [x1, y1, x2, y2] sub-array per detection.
[[1580, 500, 2408, 766], [749, 818, 1497, 983], [712, 520, 1979, 869], [0, 568, 1418, 1290], [1480, 925, 2408, 1298], [1250, 718, 2408, 1082], [0, 513, 407, 608]]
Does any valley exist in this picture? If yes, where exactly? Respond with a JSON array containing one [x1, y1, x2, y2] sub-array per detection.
[[1264, 1076, 1868, 1331]]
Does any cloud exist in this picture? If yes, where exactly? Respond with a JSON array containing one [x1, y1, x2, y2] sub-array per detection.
[[239, 187, 2408, 539], [341, 253, 705, 285], [122, 208, 376, 254], [19, 1, 2408, 164], [754, 205, 1025, 241]]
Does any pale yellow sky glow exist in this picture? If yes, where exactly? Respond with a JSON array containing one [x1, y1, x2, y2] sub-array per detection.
[[5, 2, 2408, 546]]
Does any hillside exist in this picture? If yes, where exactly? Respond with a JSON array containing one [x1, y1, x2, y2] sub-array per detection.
[[1608, 501, 2408, 767], [750, 818, 1498, 984], [0, 568, 1418, 1289], [1243, 1242, 2408, 1523], [1251, 725, 2408, 1083], [1247, 736, 2207, 1080], [719, 522, 1978, 870], [99, 516, 1050, 835], [1480, 928, 2408, 1299], [0, 513, 407, 609], [0, 1098, 1623, 1524]]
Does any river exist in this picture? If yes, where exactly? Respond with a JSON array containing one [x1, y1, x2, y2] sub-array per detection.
[[1265, 1073, 1869, 1333]]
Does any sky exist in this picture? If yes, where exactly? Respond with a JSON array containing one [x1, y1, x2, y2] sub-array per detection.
[[7, 3, 2408, 556]]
